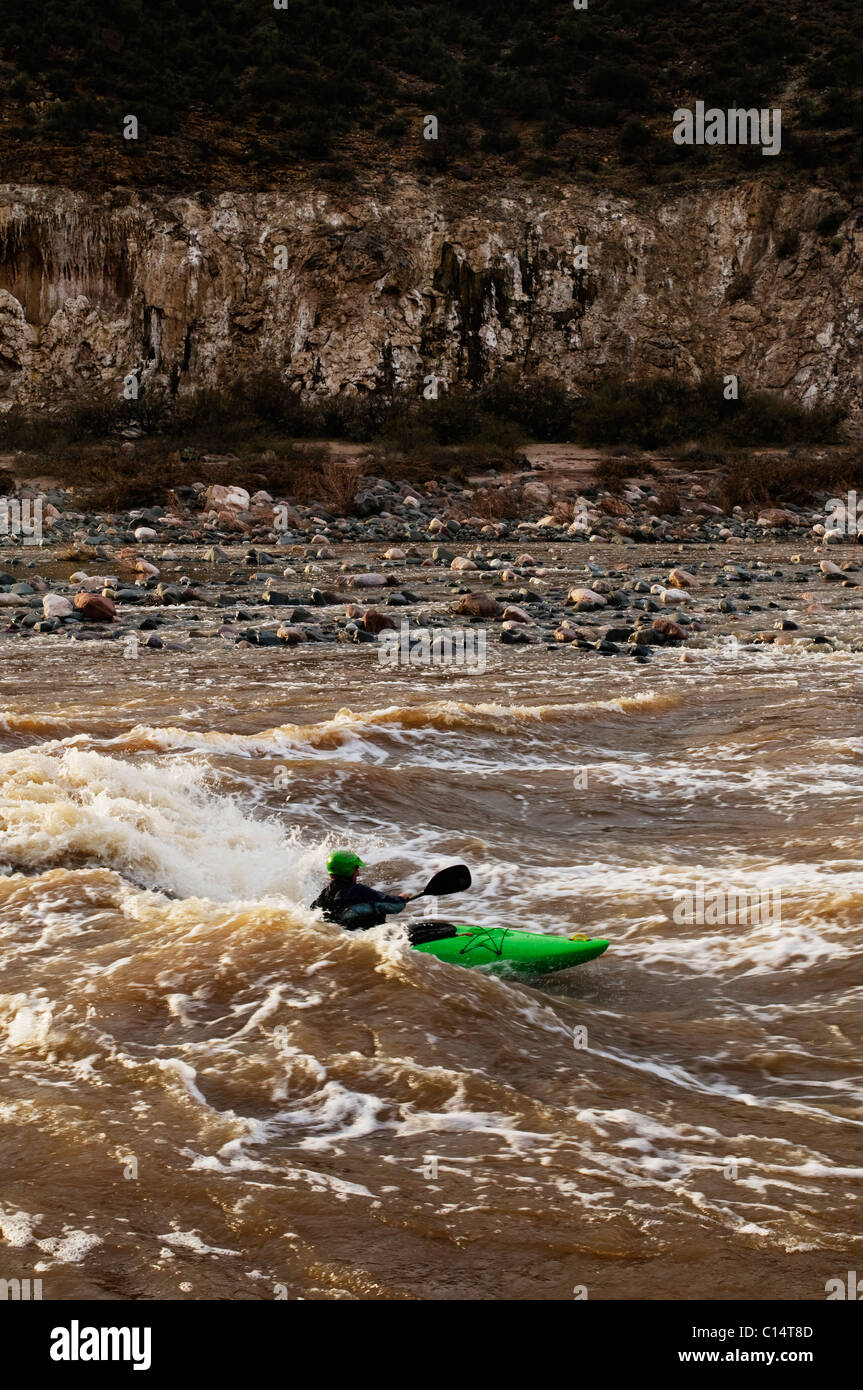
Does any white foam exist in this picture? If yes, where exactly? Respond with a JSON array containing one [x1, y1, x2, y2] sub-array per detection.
[[0, 1204, 39, 1248], [157, 1229, 239, 1256]]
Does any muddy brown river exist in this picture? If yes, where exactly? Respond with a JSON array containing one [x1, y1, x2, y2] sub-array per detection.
[[1, 540, 861, 1300]]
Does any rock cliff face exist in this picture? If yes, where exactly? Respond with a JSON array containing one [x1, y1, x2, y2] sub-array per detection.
[[0, 177, 859, 425]]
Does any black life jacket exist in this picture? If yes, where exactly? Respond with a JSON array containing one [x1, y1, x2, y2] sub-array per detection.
[[311, 878, 389, 929]]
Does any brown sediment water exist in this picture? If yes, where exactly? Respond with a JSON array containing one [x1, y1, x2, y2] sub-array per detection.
[[1, 544, 862, 1301]]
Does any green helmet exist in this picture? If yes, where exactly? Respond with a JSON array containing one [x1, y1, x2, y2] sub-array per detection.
[[326, 850, 365, 878]]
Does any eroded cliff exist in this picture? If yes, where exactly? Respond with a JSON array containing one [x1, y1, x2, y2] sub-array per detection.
[[0, 176, 859, 427]]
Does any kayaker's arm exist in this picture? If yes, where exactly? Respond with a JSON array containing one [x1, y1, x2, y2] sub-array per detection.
[[378, 894, 409, 915], [353, 887, 407, 913], [339, 895, 406, 927]]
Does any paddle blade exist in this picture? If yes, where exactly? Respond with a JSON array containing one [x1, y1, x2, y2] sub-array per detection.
[[421, 864, 471, 898]]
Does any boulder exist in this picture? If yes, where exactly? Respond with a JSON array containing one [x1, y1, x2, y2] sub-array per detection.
[[276, 625, 308, 645], [522, 480, 551, 506], [42, 594, 73, 620], [652, 616, 687, 641], [155, 583, 197, 605], [73, 592, 116, 622], [454, 592, 503, 619], [75, 574, 117, 592], [667, 567, 697, 588], [565, 587, 607, 608], [451, 556, 478, 572], [362, 610, 397, 635], [205, 484, 250, 512]]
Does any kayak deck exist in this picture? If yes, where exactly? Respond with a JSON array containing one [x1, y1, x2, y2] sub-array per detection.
[[408, 920, 609, 974]]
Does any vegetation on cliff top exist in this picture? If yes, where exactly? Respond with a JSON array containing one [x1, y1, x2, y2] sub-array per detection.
[[1, 0, 862, 187]]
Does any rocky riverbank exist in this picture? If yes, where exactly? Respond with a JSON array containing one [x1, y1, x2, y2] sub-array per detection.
[[2, 457, 862, 661]]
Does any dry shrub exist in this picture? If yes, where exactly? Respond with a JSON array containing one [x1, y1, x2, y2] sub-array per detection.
[[717, 451, 863, 510], [594, 456, 635, 491], [290, 456, 364, 510], [649, 483, 681, 515], [599, 494, 631, 516], [50, 439, 335, 511], [468, 487, 525, 521]]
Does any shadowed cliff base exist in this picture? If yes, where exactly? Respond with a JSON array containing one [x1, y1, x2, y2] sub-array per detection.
[[0, 374, 853, 515], [0, 371, 847, 448]]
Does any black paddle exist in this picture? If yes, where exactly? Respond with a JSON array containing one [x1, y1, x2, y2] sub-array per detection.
[[406, 863, 471, 903]]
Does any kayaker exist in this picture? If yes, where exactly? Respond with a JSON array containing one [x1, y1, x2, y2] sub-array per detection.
[[311, 850, 410, 930]]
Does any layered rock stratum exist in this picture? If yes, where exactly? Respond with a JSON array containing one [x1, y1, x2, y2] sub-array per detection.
[[0, 177, 858, 426]]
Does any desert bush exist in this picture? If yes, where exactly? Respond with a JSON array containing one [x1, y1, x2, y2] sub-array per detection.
[[424, 393, 484, 445], [61, 438, 336, 511], [595, 456, 636, 490], [722, 392, 844, 447], [2, 1, 862, 183], [477, 372, 573, 440], [619, 119, 653, 154], [651, 482, 682, 516], [572, 378, 844, 450], [290, 456, 364, 510], [718, 451, 863, 509], [461, 487, 524, 521], [0, 371, 847, 508]]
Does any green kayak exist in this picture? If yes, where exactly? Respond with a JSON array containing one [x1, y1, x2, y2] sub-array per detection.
[[408, 920, 609, 975]]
